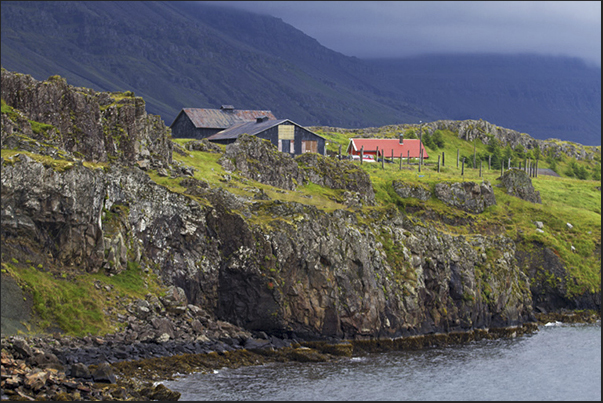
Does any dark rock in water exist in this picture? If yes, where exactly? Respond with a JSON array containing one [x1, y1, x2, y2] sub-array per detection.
[[500, 169, 541, 203], [91, 362, 116, 384]]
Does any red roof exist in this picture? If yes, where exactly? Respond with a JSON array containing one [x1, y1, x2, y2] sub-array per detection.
[[347, 139, 428, 159]]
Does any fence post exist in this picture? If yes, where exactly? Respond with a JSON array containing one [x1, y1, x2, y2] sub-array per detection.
[[461, 158, 465, 176], [360, 146, 364, 165], [479, 160, 482, 177], [488, 154, 491, 170], [399, 153, 402, 170], [407, 150, 410, 165], [438, 155, 441, 173], [338, 144, 342, 160], [442, 151, 445, 166], [501, 160, 504, 177], [508, 158, 511, 169]]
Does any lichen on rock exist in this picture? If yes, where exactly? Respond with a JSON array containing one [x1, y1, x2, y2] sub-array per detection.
[[500, 168, 541, 203], [434, 180, 496, 213]]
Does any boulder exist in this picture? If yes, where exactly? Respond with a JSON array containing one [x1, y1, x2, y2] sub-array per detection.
[[68, 363, 92, 379], [500, 169, 541, 203], [392, 180, 432, 201], [434, 181, 496, 213], [219, 134, 304, 191], [91, 362, 116, 384], [296, 152, 375, 205]]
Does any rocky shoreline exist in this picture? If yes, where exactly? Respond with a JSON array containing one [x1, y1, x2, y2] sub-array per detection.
[[2, 310, 599, 401]]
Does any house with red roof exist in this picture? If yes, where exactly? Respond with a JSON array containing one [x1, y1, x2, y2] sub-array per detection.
[[346, 136, 428, 161]]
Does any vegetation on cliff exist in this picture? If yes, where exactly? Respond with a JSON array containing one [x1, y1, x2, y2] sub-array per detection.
[[1, 70, 600, 342]]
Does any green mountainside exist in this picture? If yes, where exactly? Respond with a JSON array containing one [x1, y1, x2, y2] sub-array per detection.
[[1, 1, 600, 145]]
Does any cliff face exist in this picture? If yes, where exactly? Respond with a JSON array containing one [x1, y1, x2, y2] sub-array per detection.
[[1, 154, 534, 339], [1, 70, 172, 167], [1, 71, 597, 341]]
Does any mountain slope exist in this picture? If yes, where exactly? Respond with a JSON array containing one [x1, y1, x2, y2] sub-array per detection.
[[1, 1, 600, 145]]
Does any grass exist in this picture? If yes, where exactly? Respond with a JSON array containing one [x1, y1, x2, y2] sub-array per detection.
[[170, 139, 348, 212], [2, 260, 163, 337]]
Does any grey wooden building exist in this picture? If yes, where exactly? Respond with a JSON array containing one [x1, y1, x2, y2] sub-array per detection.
[[207, 117, 326, 156], [170, 105, 277, 139]]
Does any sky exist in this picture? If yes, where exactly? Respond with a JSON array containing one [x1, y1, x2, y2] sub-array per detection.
[[206, 1, 601, 66]]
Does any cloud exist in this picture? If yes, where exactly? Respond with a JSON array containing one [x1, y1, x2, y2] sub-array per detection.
[[206, 1, 601, 65]]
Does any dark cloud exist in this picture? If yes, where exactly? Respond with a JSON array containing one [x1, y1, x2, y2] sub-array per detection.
[[205, 1, 601, 66]]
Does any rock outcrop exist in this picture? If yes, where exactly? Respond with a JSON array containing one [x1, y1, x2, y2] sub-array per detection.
[[392, 180, 432, 201], [1, 69, 172, 168], [296, 152, 375, 205], [219, 134, 304, 191], [500, 169, 542, 204], [434, 181, 497, 214], [219, 134, 375, 205]]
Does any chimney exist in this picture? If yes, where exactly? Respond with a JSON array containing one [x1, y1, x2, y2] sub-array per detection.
[[220, 105, 235, 112], [399, 133, 404, 144]]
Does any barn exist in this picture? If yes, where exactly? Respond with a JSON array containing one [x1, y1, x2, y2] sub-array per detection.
[[207, 117, 326, 156], [169, 105, 277, 139], [346, 136, 428, 161]]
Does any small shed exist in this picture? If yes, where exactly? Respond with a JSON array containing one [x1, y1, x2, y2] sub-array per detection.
[[207, 117, 326, 156], [170, 105, 277, 139], [346, 137, 428, 160]]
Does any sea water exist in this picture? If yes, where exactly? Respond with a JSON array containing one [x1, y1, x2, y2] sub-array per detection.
[[165, 322, 601, 401]]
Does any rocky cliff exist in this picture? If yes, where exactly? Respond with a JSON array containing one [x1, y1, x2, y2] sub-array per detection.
[[1, 70, 598, 343]]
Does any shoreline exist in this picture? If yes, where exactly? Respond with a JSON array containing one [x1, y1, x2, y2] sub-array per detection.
[[1, 310, 600, 401]]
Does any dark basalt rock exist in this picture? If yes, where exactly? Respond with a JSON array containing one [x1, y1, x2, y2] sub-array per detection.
[[392, 180, 432, 201], [434, 180, 496, 213], [91, 362, 117, 384], [500, 168, 542, 203]]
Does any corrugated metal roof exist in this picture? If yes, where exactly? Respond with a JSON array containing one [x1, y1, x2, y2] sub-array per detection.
[[182, 108, 276, 129], [347, 138, 429, 159], [207, 119, 289, 140]]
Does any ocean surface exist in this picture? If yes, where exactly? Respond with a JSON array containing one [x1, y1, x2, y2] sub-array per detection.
[[165, 322, 601, 401]]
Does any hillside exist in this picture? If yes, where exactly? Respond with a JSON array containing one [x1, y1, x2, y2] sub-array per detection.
[[0, 68, 600, 399], [1, 69, 600, 339], [1, 1, 600, 145]]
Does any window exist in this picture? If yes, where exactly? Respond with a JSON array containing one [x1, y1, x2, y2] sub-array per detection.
[[302, 140, 318, 153], [278, 125, 294, 140]]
